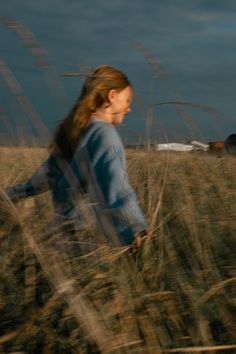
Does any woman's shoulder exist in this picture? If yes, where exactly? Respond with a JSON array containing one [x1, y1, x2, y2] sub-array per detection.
[[87, 119, 123, 148]]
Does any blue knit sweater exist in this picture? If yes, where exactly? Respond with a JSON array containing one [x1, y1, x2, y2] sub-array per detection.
[[5, 118, 147, 245]]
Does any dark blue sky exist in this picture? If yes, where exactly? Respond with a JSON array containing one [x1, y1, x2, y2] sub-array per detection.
[[1, 0, 236, 144]]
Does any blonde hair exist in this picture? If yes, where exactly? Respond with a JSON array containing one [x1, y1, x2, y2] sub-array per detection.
[[50, 65, 131, 159]]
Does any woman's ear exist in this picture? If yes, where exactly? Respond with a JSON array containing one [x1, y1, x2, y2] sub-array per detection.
[[107, 89, 117, 104]]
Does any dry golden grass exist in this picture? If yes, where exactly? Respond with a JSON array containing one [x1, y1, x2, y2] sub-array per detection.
[[0, 146, 236, 353]]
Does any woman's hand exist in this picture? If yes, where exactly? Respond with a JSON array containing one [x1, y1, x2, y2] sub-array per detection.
[[129, 230, 147, 255]]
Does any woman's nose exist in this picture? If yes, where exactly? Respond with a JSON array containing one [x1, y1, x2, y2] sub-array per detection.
[[126, 106, 131, 113]]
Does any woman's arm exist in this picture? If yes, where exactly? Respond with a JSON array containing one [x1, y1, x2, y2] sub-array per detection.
[[92, 144, 147, 245], [5, 155, 55, 201]]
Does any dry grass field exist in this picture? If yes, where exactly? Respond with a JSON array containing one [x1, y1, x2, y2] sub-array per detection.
[[0, 146, 236, 353]]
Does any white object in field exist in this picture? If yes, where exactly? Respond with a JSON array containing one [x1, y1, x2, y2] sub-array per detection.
[[156, 143, 194, 152], [189, 140, 209, 151]]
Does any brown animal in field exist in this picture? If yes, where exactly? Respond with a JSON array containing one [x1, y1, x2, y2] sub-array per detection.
[[208, 141, 225, 153]]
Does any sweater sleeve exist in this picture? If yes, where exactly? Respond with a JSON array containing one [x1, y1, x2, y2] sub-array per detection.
[[92, 143, 147, 245], [5, 155, 55, 201]]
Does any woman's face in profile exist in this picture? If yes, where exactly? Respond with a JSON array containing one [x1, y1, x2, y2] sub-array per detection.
[[109, 86, 133, 125]]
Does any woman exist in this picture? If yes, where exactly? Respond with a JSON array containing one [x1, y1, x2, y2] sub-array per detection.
[[4, 65, 147, 253]]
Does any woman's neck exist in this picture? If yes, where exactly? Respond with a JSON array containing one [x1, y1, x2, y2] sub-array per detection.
[[93, 105, 113, 124]]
